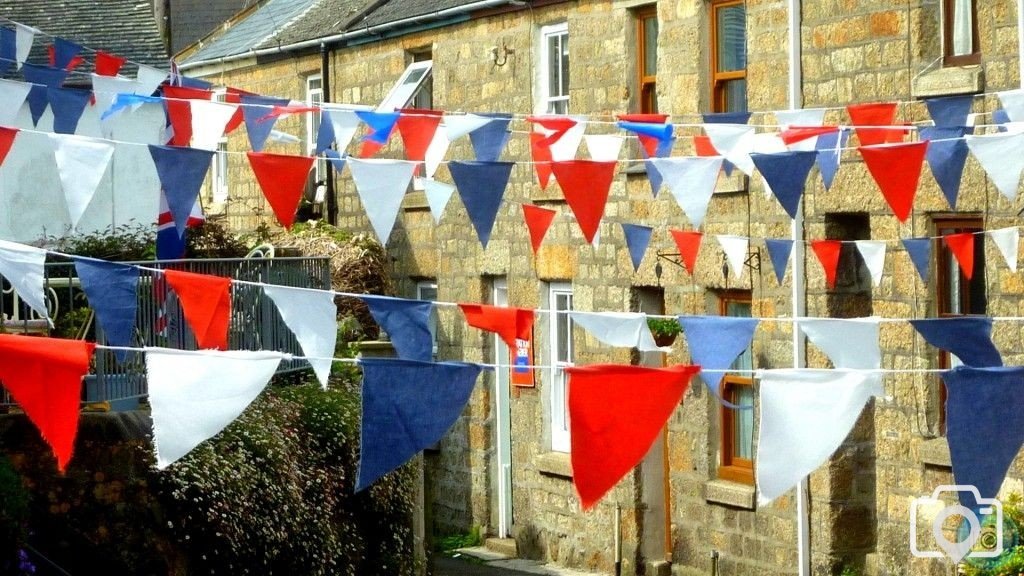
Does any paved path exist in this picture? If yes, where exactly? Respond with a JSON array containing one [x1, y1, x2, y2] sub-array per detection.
[[433, 548, 604, 576], [434, 555, 539, 575]]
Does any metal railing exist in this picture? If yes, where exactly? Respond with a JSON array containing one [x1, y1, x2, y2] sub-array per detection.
[[0, 256, 332, 410]]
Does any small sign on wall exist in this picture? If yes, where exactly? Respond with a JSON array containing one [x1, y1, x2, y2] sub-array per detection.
[[510, 332, 535, 387]]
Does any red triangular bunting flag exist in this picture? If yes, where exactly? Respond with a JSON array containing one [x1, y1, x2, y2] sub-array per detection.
[[94, 51, 126, 76], [551, 160, 617, 244], [459, 304, 535, 349], [0, 127, 19, 167], [222, 88, 250, 134], [780, 126, 839, 146], [693, 135, 720, 157], [811, 240, 843, 289], [163, 86, 213, 147], [164, 269, 232, 350], [847, 102, 900, 146], [526, 115, 577, 147], [530, 132, 554, 190], [0, 334, 95, 472], [859, 141, 929, 223], [359, 139, 386, 158], [257, 105, 319, 122], [522, 204, 556, 254], [669, 229, 703, 274], [618, 113, 669, 157], [246, 151, 315, 230], [944, 232, 976, 280], [568, 364, 698, 509], [397, 108, 444, 172]]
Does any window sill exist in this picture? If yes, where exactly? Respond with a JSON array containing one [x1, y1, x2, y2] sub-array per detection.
[[535, 451, 573, 478], [530, 187, 566, 204], [705, 478, 756, 510], [402, 191, 431, 211], [920, 436, 952, 468], [912, 65, 983, 99]]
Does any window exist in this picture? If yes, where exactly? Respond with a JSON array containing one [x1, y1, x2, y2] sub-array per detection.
[[306, 75, 326, 183], [548, 282, 574, 452], [411, 49, 433, 110], [718, 291, 754, 485], [943, 0, 979, 66], [636, 6, 659, 114], [416, 280, 439, 356], [935, 216, 985, 433], [538, 23, 569, 114], [211, 89, 229, 203], [378, 59, 433, 112], [710, 0, 746, 113]]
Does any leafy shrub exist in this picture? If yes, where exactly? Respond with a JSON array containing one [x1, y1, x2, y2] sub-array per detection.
[[44, 222, 156, 261], [184, 219, 250, 259], [156, 376, 416, 575], [0, 453, 29, 573]]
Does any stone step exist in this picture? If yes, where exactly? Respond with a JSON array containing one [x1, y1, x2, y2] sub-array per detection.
[[484, 537, 518, 558]]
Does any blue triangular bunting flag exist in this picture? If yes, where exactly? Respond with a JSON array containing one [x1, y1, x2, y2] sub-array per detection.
[[815, 128, 848, 190], [449, 161, 514, 248], [702, 111, 752, 125], [910, 317, 1003, 368], [941, 366, 1024, 508], [678, 315, 759, 409], [764, 239, 793, 285], [48, 87, 91, 134], [469, 113, 512, 161], [356, 110, 400, 144], [621, 223, 653, 271], [73, 258, 139, 362], [925, 95, 974, 127], [51, 37, 83, 70], [751, 150, 817, 218], [0, 28, 14, 77], [359, 294, 434, 362], [324, 149, 346, 174], [22, 63, 67, 126], [356, 357, 482, 491], [993, 109, 1011, 131], [642, 159, 665, 197], [148, 145, 215, 235], [178, 75, 213, 90], [901, 237, 931, 282], [240, 94, 289, 152], [920, 126, 969, 209]]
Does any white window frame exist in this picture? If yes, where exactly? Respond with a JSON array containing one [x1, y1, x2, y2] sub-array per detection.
[[416, 280, 439, 356], [536, 22, 569, 115], [547, 282, 573, 452], [211, 89, 229, 203], [378, 60, 433, 112], [306, 74, 324, 182]]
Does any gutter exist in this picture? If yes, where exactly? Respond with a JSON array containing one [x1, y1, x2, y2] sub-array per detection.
[[178, 0, 521, 71]]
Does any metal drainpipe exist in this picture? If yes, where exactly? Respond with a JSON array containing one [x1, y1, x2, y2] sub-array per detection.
[[614, 502, 622, 576], [320, 43, 337, 226]]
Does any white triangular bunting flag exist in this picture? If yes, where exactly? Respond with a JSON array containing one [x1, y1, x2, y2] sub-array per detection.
[[585, 134, 624, 161], [423, 178, 456, 224], [146, 348, 284, 469], [799, 317, 881, 369], [966, 132, 1024, 201], [263, 285, 337, 388], [548, 116, 586, 161], [347, 158, 417, 244], [0, 240, 48, 324], [0, 78, 31, 126], [444, 114, 492, 140], [989, 227, 1019, 272], [14, 24, 36, 69], [716, 235, 749, 280], [424, 125, 451, 179], [134, 64, 168, 97], [998, 89, 1024, 122], [48, 133, 115, 228], [569, 311, 668, 353], [90, 74, 141, 120], [703, 124, 756, 176], [650, 156, 724, 228], [854, 240, 887, 287], [190, 100, 237, 151], [775, 108, 827, 151], [325, 107, 362, 153], [757, 369, 883, 504]]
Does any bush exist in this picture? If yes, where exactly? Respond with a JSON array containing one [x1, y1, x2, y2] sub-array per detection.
[[156, 376, 416, 575], [44, 222, 156, 261], [0, 454, 29, 573]]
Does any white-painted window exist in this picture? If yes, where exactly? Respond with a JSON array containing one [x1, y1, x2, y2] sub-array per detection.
[[211, 89, 229, 203], [378, 60, 433, 112], [306, 74, 325, 182], [547, 282, 573, 452], [537, 22, 569, 114]]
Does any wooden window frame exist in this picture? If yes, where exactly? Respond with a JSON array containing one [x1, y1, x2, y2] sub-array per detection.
[[710, 0, 746, 113], [636, 6, 658, 114], [942, 0, 980, 67], [934, 216, 985, 434], [717, 290, 754, 485]]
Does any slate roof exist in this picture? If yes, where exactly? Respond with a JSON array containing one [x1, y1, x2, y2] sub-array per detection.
[[265, 0, 373, 47], [0, 0, 169, 73], [357, 0, 486, 29], [169, 0, 251, 55], [185, 0, 320, 63]]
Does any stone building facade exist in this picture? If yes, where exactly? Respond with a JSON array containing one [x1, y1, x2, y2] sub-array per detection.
[[180, 1, 1024, 574]]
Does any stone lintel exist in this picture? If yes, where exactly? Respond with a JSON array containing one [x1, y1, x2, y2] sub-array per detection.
[[919, 437, 952, 468], [535, 451, 573, 478], [912, 65, 984, 99]]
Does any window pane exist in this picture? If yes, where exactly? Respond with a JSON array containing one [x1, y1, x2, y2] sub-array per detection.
[[548, 98, 568, 115], [733, 385, 754, 459], [951, 0, 974, 56], [548, 34, 561, 97], [555, 292, 573, 363], [716, 5, 746, 72], [722, 78, 747, 113], [404, 68, 426, 85], [643, 16, 658, 76]]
